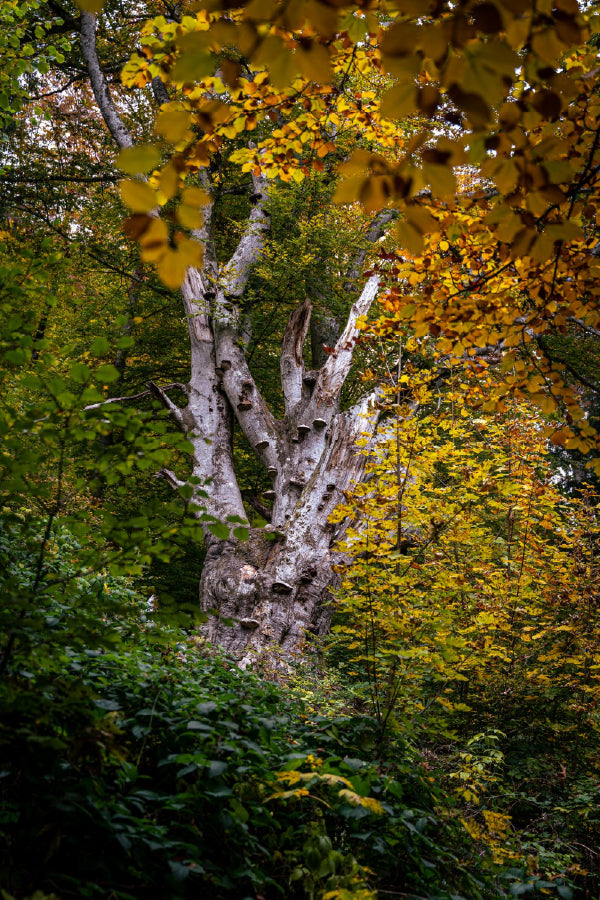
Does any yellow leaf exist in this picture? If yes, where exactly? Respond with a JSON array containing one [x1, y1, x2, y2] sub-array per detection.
[[120, 179, 157, 213], [156, 249, 189, 289], [381, 22, 420, 56], [380, 81, 417, 120], [297, 42, 332, 84], [181, 186, 210, 207], [245, 0, 279, 18], [532, 27, 568, 63], [360, 176, 392, 213], [254, 35, 300, 88], [139, 218, 169, 263], [338, 149, 381, 176], [303, 0, 339, 36], [76, 0, 104, 11], [493, 210, 524, 244], [423, 163, 457, 199], [158, 163, 179, 202], [177, 205, 204, 229], [175, 235, 203, 268], [117, 144, 161, 175], [172, 50, 213, 84], [155, 108, 192, 144], [545, 221, 584, 242], [492, 159, 520, 195], [397, 219, 424, 254], [338, 789, 384, 815], [406, 205, 439, 237], [333, 176, 364, 205]]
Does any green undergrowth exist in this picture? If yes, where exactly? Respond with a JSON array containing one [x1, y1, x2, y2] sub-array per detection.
[[0, 518, 588, 900]]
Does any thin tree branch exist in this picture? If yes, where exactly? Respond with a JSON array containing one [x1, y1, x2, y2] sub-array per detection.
[[155, 468, 185, 491], [212, 169, 280, 464], [344, 209, 398, 290], [568, 317, 600, 340], [83, 383, 187, 411], [1, 173, 116, 184], [219, 169, 270, 304]]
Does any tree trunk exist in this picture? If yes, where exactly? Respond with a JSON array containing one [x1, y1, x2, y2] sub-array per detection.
[[79, 14, 388, 665], [199, 391, 380, 666]]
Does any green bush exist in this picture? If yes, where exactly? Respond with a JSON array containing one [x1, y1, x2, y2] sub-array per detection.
[[0, 520, 493, 900]]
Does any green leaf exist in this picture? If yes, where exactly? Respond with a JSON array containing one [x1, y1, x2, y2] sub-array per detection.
[[90, 336, 110, 356], [94, 698, 121, 711], [556, 887, 573, 900], [69, 363, 91, 384], [95, 364, 122, 384], [207, 521, 229, 539]]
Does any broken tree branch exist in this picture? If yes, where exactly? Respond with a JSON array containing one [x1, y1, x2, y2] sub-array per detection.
[[155, 468, 186, 491], [313, 275, 379, 410], [281, 297, 312, 414], [146, 380, 187, 430], [344, 209, 398, 291]]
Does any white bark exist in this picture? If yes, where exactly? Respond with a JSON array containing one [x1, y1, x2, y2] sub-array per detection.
[[313, 275, 379, 410], [80, 14, 395, 662], [281, 297, 312, 414], [80, 13, 133, 151]]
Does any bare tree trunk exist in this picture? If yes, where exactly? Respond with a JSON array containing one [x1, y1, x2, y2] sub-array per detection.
[[80, 13, 390, 664], [200, 390, 381, 666]]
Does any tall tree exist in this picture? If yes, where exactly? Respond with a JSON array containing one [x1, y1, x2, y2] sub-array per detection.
[[72, 4, 400, 664]]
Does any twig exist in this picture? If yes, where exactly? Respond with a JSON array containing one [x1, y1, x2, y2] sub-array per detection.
[[83, 383, 187, 412]]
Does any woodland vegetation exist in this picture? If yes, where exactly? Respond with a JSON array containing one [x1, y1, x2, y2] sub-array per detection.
[[2, 0, 600, 898]]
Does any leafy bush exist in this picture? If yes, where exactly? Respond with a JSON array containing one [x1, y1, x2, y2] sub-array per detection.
[[0, 517, 487, 900], [1, 623, 492, 900], [0, 517, 590, 899]]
